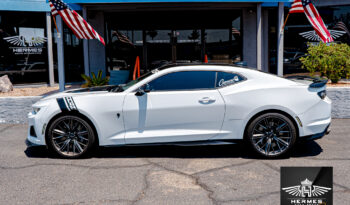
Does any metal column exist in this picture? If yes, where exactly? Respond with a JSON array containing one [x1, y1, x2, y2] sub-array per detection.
[[83, 6, 90, 76], [56, 16, 65, 91], [277, 3, 284, 76], [256, 3, 262, 71], [46, 12, 55, 86]]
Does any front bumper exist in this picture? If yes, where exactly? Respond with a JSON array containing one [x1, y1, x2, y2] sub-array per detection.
[[25, 138, 44, 147], [26, 112, 46, 146]]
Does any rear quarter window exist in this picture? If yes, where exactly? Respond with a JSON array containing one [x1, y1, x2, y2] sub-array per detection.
[[216, 72, 245, 88]]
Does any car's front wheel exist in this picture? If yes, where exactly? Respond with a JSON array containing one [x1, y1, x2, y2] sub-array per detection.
[[47, 115, 96, 159], [246, 113, 297, 158]]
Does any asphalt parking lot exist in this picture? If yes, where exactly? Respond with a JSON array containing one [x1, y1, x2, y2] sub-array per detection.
[[0, 119, 349, 205]]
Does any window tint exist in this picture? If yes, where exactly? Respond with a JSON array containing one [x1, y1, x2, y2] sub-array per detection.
[[216, 72, 245, 88], [148, 71, 216, 91]]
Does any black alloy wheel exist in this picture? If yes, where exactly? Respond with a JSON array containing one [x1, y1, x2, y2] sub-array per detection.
[[247, 113, 297, 158], [47, 115, 96, 158]]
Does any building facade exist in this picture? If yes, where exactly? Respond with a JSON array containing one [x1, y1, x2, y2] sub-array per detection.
[[0, 0, 349, 88]]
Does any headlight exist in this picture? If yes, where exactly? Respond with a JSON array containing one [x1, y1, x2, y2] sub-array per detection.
[[32, 107, 41, 115]]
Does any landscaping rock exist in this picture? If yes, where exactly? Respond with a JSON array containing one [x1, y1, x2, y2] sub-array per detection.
[[0, 75, 13, 93]]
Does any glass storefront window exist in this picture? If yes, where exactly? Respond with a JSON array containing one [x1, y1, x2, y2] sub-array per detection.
[[106, 9, 242, 78], [107, 29, 143, 74], [146, 29, 172, 68], [176, 29, 202, 63], [0, 11, 48, 84], [51, 20, 84, 83], [205, 14, 242, 64], [282, 5, 350, 75]]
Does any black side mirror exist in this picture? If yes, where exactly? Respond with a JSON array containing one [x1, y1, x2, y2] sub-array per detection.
[[135, 88, 145, 96], [144, 84, 151, 93], [135, 84, 151, 96]]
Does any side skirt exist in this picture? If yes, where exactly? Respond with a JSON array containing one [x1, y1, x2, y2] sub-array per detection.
[[103, 140, 242, 147]]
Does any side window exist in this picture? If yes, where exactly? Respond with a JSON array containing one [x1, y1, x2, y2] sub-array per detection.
[[147, 71, 216, 91], [216, 72, 245, 88]]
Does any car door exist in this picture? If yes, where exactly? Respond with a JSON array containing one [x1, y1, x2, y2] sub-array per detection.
[[123, 70, 225, 144]]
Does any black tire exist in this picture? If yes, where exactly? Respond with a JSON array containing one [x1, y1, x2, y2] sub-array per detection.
[[47, 115, 96, 159], [246, 113, 297, 158]]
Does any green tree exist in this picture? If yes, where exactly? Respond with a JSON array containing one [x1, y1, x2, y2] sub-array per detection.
[[300, 43, 350, 83]]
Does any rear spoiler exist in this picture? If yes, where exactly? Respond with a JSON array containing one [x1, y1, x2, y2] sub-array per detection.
[[286, 75, 328, 88]]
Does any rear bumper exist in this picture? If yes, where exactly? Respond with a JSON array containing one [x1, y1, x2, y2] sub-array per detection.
[[298, 96, 332, 137], [300, 124, 331, 141]]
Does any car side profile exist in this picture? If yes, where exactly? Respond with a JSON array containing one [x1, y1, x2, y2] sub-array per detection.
[[27, 64, 331, 158]]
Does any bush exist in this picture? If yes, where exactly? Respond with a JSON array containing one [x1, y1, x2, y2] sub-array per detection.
[[300, 43, 350, 83], [81, 70, 109, 87]]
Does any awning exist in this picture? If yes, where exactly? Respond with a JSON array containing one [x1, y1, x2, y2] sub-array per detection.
[[0, 0, 292, 12], [0, 0, 50, 12], [65, 0, 292, 3], [0, 0, 81, 12]]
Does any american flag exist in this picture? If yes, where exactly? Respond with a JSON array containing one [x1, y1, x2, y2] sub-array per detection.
[[289, 0, 304, 14], [49, 0, 105, 45], [232, 27, 241, 36], [112, 31, 134, 46], [334, 21, 350, 38], [302, 0, 333, 43]]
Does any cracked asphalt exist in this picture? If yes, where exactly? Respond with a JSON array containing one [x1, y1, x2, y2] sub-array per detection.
[[0, 119, 349, 205]]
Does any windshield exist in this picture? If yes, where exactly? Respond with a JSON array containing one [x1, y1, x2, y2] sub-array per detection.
[[114, 70, 157, 92]]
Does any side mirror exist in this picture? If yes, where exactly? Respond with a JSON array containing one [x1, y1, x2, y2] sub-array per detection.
[[135, 84, 151, 96], [144, 84, 151, 93]]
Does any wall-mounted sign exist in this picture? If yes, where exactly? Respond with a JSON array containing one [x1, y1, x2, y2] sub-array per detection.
[[3, 27, 47, 55], [299, 30, 346, 42]]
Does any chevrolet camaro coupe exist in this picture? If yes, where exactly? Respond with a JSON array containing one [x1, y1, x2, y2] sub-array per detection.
[[27, 64, 331, 158]]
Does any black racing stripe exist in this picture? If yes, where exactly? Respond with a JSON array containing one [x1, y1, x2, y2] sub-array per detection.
[[57, 98, 68, 112]]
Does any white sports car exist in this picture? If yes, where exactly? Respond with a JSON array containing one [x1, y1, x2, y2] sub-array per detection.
[[27, 64, 331, 158]]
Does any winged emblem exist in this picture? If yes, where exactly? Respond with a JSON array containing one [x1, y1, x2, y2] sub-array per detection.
[[3, 36, 26, 46], [312, 185, 332, 197], [282, 185, 303, 197], [299, 30, 346, 42], [282, 178, 331, 198], [3, 35, 47, 47]]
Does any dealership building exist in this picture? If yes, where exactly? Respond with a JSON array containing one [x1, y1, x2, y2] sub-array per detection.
[[0, 0, 349, 89]]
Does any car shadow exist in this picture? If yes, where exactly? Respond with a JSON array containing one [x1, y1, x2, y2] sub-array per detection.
[[24, 140, 323, 159]]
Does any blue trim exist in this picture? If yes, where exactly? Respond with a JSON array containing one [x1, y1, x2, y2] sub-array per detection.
[[0, 1, 50, 12], [262, 2, 291, 7], [65, 0, 293, 3], [68, 3, 83, 10]]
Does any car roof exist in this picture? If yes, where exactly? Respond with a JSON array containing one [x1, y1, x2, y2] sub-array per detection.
[[152, 63, 296, 85], [155, 63, 248, 71], [153, 63, 268, 78]]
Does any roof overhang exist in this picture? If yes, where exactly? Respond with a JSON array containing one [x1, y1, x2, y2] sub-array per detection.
[[65, 0, 292, 3], [0, 0, 292, 12]]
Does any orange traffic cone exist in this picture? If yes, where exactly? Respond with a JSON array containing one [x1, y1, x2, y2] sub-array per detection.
[[204, 54, 208, 63], [133, 56, 141, 80]]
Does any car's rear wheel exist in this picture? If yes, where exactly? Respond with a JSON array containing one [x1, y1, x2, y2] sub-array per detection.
[[47, 115, 96, 159], [246, 113, 297, 158]]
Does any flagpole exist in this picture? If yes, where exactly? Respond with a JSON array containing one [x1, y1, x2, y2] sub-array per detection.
[[282, 13, 290, 31], [52, 15, 60, 38]]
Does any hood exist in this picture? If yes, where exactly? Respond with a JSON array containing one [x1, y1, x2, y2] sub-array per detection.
[[38, 85, 120, 102]]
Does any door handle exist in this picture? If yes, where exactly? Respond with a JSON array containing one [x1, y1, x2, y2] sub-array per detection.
[[199, 97, 216, 104]]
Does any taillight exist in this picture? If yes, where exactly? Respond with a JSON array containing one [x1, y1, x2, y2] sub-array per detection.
[[317, 90, 327, 99]]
